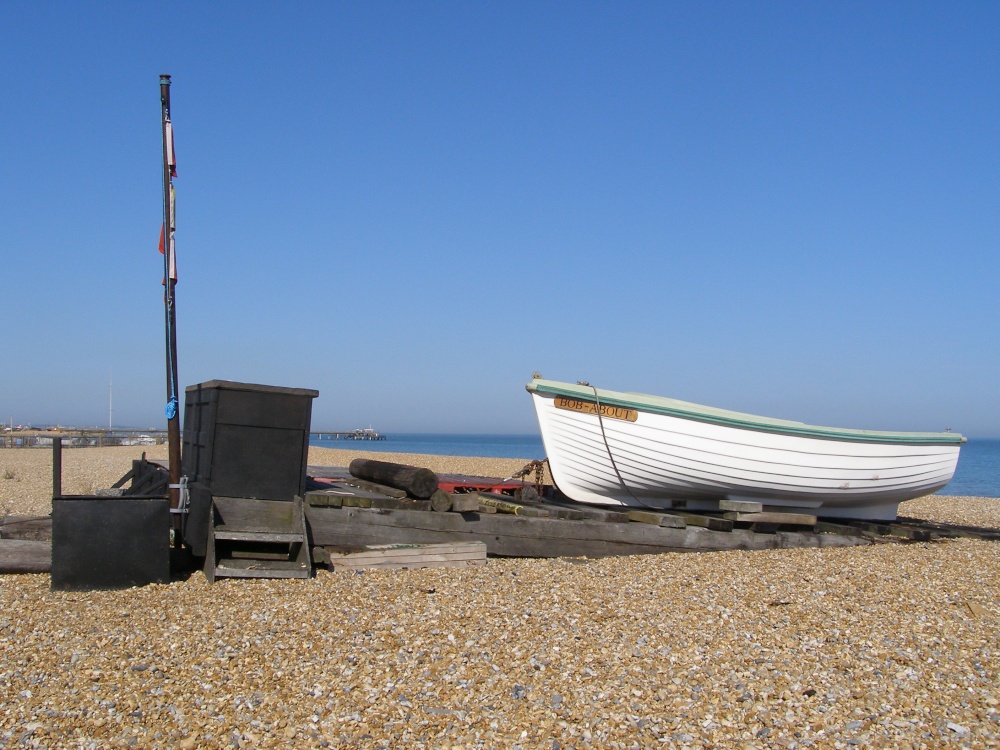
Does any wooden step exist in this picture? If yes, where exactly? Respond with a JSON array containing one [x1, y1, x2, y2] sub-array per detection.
[[212, 525, 301, 543], [214, 558, 311, 579]]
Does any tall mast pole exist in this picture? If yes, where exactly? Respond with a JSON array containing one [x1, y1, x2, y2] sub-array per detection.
[[160, 74, 181, 519]]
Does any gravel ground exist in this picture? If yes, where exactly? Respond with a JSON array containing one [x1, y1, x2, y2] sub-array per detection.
[[1, 446, 999, 749]]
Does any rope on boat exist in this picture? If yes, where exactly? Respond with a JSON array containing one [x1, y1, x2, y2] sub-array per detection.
[[590, 384, 652, 509]]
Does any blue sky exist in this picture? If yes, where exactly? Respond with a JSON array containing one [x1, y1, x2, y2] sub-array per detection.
[[2, 2, 998, 436]]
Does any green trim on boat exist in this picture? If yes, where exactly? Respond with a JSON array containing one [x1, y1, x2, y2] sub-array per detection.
[[526, 379, 966, 445]]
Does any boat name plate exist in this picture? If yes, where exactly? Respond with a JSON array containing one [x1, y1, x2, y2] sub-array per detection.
[[554, 397, 638, 422]]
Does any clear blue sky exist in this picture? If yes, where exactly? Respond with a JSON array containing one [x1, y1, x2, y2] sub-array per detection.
[[2, 2, 998, 436]]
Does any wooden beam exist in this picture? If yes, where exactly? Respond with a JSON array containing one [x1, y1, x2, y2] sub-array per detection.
[[323, 541, 487, 571], [626, 510, 686, 529], [0, 540, 51, 574], [719, 499, 764, 513], [660, 511, 733, 532], [349, 459, 438, 499], [724, 511, 817, 526]]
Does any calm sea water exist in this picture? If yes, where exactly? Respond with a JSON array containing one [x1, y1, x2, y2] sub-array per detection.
[[309, 434, 1000, 498], [940, 439, 1000, 498]]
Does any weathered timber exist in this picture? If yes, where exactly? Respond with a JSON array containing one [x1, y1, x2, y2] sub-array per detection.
[[342, 496, 373, 508], [724, 511, 817, 527], [541, 500, 631, 523], [341, 478, 408, 499], [661, 511, 734, 532], [887, 524, 935, 542], [719, 499, 764, 513], [349, 459, 438, 499], [448, 494, 482, 513], [476, 493, 550, 517], [626, 510, 687, 529], [815, 521, 866, 537], [0, 516, 53, 541], [305, 505, 870, 558], [304, 490, 344, 508], [896, 517, 1000, 541], [430, 490, 453, 512], [0, 539, 51, 573], [532, 503, 594, 521], [323, 541, 487, 571]]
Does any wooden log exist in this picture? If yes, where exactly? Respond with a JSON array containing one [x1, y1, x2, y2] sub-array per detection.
[[448, 494, 482, 513], [0, 539, 51, 574], [626, 510, 686, 529], [476, 493, 550, 517], [348, 459, 438, 499], [429, 490, 453, 512]]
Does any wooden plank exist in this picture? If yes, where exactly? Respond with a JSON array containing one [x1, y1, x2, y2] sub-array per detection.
[[325, 541, 487, 571], [342, 496, 373, 508], [660, 511, 734, 532], [304, 490, 344, 508], [719, 499, 764, 513], [815, 521, 866, 537], [0, 516, 53, 541], [541, 501, 631, 523], [306, 505, 871, 558], [341, 478, 408, 499], [724, 511, 817, 526], [0, 539, 51, 573], [626, 510, 686, 529], [888, 524, 934, 541]]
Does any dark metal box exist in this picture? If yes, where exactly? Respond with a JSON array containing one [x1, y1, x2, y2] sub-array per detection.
[[51, 496, 171, 590], [181, 380, 319, 501]]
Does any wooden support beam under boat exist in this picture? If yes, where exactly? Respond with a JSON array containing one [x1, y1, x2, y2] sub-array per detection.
[[304, 504, 870, 558]]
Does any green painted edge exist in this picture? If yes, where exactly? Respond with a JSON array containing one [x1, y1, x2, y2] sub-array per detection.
[[526, 380, 966, 445]]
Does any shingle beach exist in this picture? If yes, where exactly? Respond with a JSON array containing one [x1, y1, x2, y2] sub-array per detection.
[[2, 446, 998, 749]]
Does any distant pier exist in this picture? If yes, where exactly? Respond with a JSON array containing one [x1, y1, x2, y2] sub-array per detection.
[[312, 428, 386, 441]]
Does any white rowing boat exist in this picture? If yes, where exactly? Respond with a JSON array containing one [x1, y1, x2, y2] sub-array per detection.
[[526, 378, 964, 520]]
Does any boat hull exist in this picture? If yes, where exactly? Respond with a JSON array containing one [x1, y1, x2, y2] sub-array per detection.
[[528, 381, 963, 521]]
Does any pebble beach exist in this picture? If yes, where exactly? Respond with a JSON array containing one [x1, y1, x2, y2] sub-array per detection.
[[1, 446, 998, 749]]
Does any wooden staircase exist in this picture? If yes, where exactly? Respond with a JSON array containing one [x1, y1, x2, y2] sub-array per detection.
[[205, 495, 311, 582]]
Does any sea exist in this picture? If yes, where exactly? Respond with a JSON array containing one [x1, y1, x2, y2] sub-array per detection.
[[309, 434, 1000, 499]]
